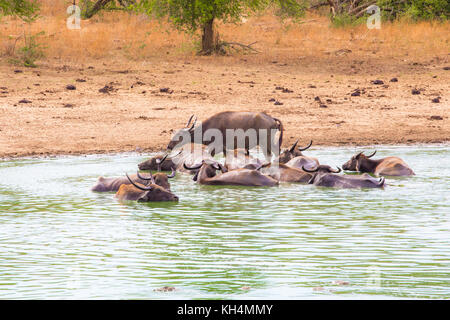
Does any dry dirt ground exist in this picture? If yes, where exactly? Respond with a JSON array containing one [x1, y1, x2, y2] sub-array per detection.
[[0, 54, 448, 158]]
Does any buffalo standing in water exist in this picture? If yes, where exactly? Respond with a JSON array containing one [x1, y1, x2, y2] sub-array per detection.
[[342, 151, 415, 176], [183, 160, 278, 187], [167, 112, 283, 161], [303, 165, 386, 189], [115, 173, 179, 202]]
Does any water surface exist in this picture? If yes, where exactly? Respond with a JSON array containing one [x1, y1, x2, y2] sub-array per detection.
[[0, 145, 449, 299]]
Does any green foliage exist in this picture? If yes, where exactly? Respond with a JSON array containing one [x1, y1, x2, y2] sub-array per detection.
[[9, 31, 46, 67], [133, 0, 306, 33], [377, 0, 449, 20], [0, 0, 39, 22], [330, 13, 368, 27], [79, 0, 135, 19]]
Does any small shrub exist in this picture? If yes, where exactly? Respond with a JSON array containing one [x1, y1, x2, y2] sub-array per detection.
[[9, 31, 46, 68]]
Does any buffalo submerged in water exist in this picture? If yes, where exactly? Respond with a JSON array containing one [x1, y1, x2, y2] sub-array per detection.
[[115, 173, 179, 202], [342, 151, 415, 176], [92, 169, 176, 192], [183, 160, 279, 187], [303, 165, 386, 189]]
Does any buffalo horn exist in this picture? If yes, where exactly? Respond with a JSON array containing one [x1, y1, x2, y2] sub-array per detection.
[[188, 117, 197, 131], [289, 139, 299, 152], [183, 162, 203, 171], [156, 154, 169, 165], [126, 173, 153, 191], [298, 140, 313, 151], [167, 167, 176, 178], [186, 114, 194, 127], [137, 171, 155, 184], [366, 150, 377, 158], [302, 165, 319, 173]]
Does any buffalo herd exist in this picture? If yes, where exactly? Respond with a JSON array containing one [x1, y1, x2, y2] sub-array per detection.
[[91, 111, 415, 202]]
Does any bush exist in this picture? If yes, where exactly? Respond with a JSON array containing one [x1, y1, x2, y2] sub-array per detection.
[[378, 0, 449, 21], [9, 31, 46, 68]]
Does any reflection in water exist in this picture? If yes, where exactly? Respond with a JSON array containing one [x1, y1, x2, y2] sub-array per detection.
[[0, 145, 449, 299]]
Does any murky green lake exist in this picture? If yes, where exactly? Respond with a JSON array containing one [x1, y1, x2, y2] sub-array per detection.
[[0, 145, 449, 299]]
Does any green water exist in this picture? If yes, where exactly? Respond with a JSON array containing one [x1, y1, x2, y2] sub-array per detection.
[[0, 145, 449, 299]]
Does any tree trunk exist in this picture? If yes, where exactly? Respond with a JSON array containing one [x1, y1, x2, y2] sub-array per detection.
[[200, 18, 220, 55]]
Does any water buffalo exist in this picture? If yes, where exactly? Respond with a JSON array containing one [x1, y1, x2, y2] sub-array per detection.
[[184, 160, 279, 187], [257, 163, 312, 183], [137, 153, 176, 171], [224, 148, 263, 171], [115, 173, 179, 202], [342, 151, 415, 176], [304, 165, 386, 188], [91, 169, 175, 192], [167, 112, 283, 161], [275, 140, 319, 169], [139, 144, 212, 173]]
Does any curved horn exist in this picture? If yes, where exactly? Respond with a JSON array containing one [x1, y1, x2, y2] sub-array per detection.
[[289, 139, 299, 152], [188, 117, 197, 131], [183, 162, 203, 171], [302, 165, 319, 173], [156, 153, 169, 165], [366, 150, 377, 158], [331, 167, 342, 173], [298, 140, 313, 151], [126, 173, 153, 191], [256, 162, 271, 171], [137, 171, 155, 184], [171, 150, 183, 158], [167, 167, 176, 178], [186, 114, 194, 127]]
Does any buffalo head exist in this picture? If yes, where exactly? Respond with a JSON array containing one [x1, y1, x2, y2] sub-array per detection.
[[277, 140, 312, 163], [302, 165, 342, 184], [123, 173, 179, 202], [342, 151, 377, 171], [183, 160, 227, 182], [167, 115, 197, 150], [136, 169, 175, 191]]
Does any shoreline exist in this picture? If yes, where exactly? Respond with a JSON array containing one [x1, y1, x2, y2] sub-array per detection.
[[2, 142, 448, 160], [1, 55, 448, 159]]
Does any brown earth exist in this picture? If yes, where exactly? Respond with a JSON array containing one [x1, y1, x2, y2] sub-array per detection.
[[0, 54, 448, 158]]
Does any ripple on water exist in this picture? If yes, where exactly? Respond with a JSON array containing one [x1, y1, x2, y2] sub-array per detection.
[[0, 145, 449, 299]]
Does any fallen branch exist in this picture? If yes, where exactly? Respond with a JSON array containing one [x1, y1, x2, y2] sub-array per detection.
[[220, 41, 260, 53]]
